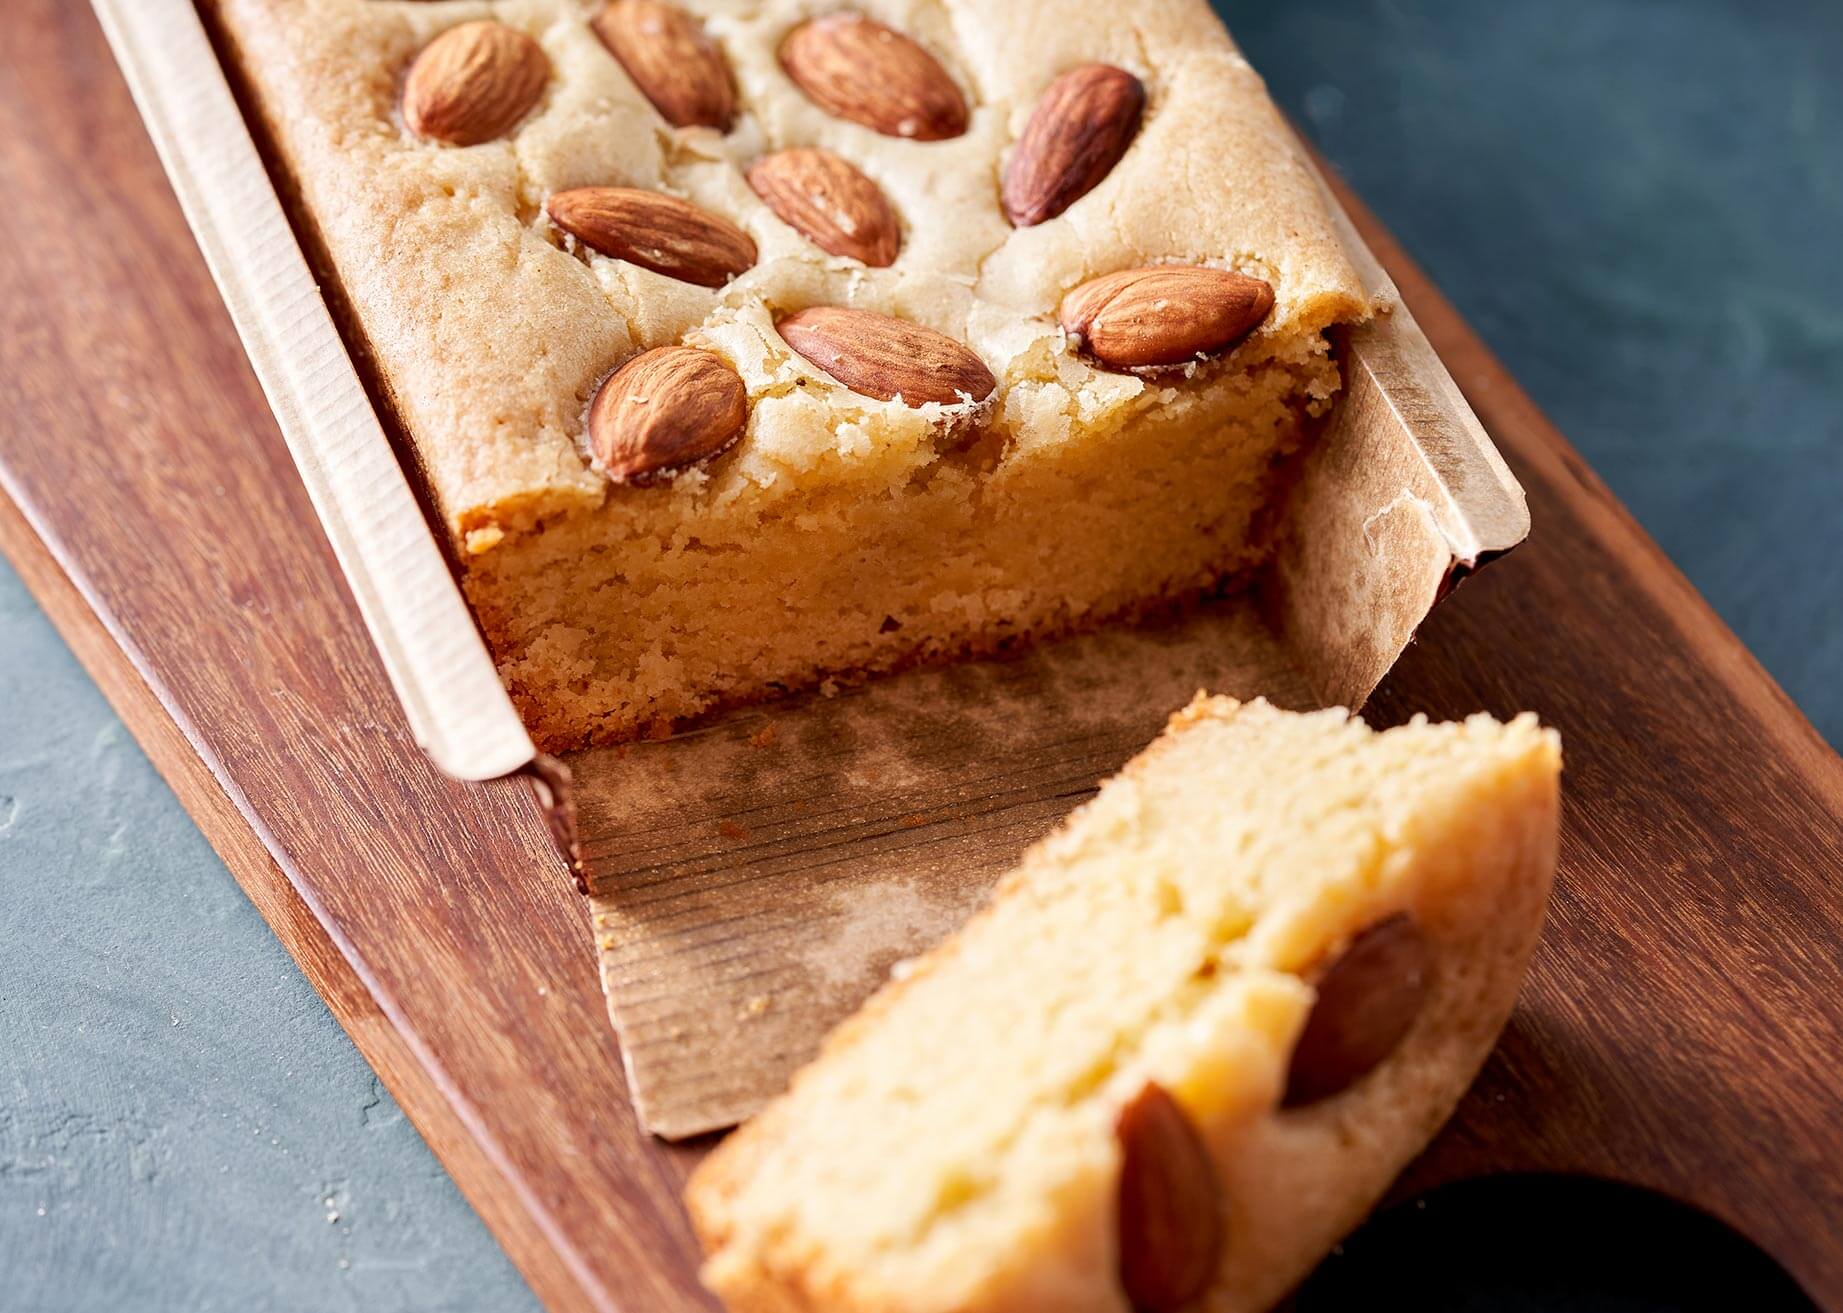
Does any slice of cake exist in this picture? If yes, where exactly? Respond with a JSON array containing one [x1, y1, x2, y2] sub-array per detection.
[[687, 696, 1562, 1312], [210, 1, 1372, 747]]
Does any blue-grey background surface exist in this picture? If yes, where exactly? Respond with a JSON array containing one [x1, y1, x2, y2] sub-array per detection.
[[2, 3, 1837, 1310]]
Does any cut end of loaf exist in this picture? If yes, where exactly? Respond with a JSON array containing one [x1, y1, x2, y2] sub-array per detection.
[[688, 695, 1561, 1313]]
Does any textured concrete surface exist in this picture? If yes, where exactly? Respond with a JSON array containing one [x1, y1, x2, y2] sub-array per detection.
[[1, 2, 1837, 1310], [1238, 1, 1843, 743], [0, 570, 529, 1310]]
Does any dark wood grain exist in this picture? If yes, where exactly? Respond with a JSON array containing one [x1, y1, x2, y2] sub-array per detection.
[[1349, 192, 1843, 1279], [0, 7, 708, 1311], [1, 4, 1839, 1312]]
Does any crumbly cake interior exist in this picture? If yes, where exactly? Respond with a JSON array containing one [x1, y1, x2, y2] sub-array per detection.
[[468, 350, 1334, 744], [213, 0, 1372, 747], [689, 697, 1561, 1312]]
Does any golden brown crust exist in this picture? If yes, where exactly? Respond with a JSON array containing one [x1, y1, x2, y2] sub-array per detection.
[[210, 0, 1373, 745], [210, 0, 1368, 538]]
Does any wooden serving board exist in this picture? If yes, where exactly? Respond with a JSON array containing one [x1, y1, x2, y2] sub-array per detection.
[[111, 0, 1526, 1145], [3, 5, 1841, 1312]]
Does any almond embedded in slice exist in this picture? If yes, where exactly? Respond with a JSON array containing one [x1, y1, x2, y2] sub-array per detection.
[[548, 187, 756, 288], [1060, 265, 1275, 370], [780, 15, 967, 141], [591, 0, 735, 131], [1116, 1081, 1223, 1313], [747, 149, 900, 267], [588, 346, 748, 483], [1283, 912, 1432, 1107], [1003, 64, 1145, 228], [402, 20, 549, 147], [777, 307, 994, 406]]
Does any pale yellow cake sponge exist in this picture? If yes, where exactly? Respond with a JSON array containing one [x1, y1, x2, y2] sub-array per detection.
[[688, 695, 1562, 1313]]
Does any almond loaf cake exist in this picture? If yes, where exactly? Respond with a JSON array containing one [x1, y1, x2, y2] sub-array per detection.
[[688, 697, 1562, 1312], [211, 0, 1372, 747]]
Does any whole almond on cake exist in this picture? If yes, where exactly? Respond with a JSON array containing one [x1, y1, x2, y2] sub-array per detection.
[[1062, 266, 1277, 369], [591, 0, 735, 131], [689, 698, 1561, 1313], [1115, 1082, 1222, 1312], [1004, 64, 1146, 227], [780, 14, 968, 140], [546, 187, 756, 287], [778, 307, 995, 406], [401, 20, 548, 147], [747, 149, 901, 267], [588, 346, 748, 483]]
